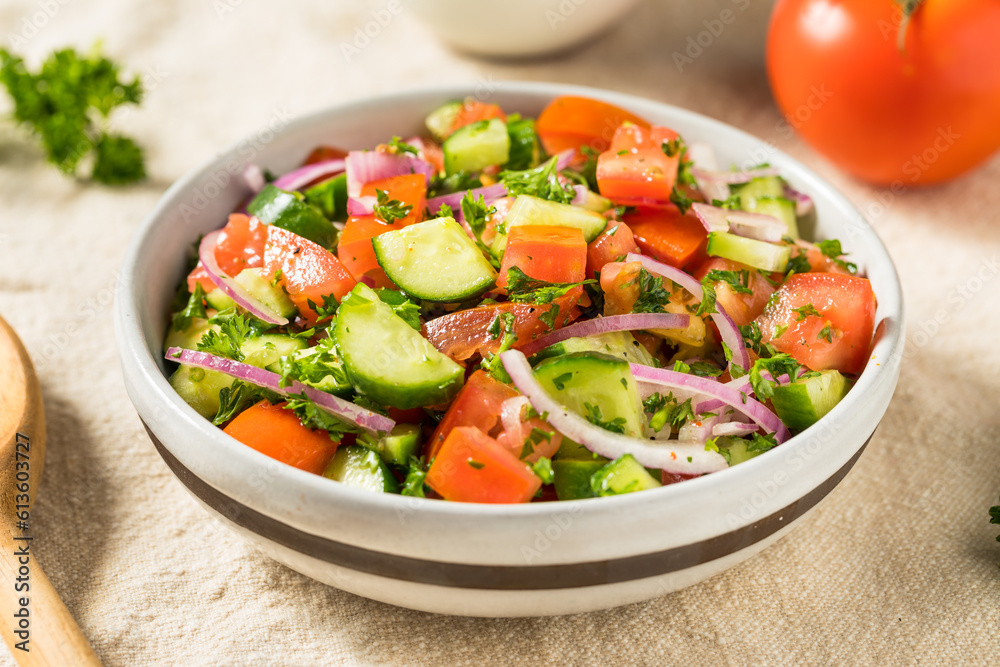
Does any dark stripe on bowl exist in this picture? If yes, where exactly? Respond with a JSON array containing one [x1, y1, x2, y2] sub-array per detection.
[[145, 422, 872, 591]]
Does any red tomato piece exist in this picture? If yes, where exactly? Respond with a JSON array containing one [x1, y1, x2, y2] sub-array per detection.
[[792, 243, 855, 276], [586, 221, 639, 279], [596, 125, 681, 205], [496, 225, 587, 289], [756, 273, 876, 374], [360, 173, 427, 227], [336, 214, 400, 287], [446, 100, 507, 138], [623, 206, 707, 269], [536, 96, 650, 156], [599, 260, 642, 316], [186, 213, 269, 294], [303, 146, 348, 165], [223, 401, 339, 475], [426, 426, 541, 504], [263, 226, 357, 326], [693, 258, 778, 327], [426, 370, 519, 459], [421, 288, 583, 362], [187, 264, 216, 295]]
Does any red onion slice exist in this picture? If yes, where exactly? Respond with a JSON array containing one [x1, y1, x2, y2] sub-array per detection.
[[554, 148, 575, 171], [243, 163, 266, 194], [625, 253, 750, 371], [629, 364, 790, 442], [783, 183, 814, 216], [198, 230, 289, 326], [273, 159, 346, 192], [691, 203, 786, 242], [500, 350, 728, 475], [165, 347, 395, 435], [713, 422, 760, 437], [425, 183, 507, 214], [346, 151, 435, 197], [691, 166, 782, 184], [346, 196, 376, 217], [519, 313, 690, 358], [686, 142, 730, 204]]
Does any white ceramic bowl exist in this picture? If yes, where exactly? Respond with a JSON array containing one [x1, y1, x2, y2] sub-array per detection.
[[115, 82, 904, 617], [408, 0, 643, 58]]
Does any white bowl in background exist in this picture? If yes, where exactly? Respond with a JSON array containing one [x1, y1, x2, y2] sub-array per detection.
[[115, 81, 904, 617]]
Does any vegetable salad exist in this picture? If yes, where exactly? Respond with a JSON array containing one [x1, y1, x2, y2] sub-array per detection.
[[165, 96, 877, 503]]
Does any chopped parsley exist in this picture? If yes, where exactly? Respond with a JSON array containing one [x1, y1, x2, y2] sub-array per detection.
[[705, 269, 753, 296], [499, 156, 575, 204], [792, 303, 822, 321], [531, 457, 555, 484], [279, 336, 350, 391], [631, 268, 673, 314], [506, 267, 594, 330], [749, 353, 805, 400], [649, 396, 696, 433], [467, 459, 485, 470], [785, 253, 812, 276], [461, 192, 499, 266], [481, 312, 517, 381], [711, 194, 742, 210], [385, 135, 418, 156], [197, 311, 258, 361], [401, 457, 429, 498], [817, 322, 834, 343], [428, 170, 482, 198], [375, 289, 421, 330], [747, 432, 779, 455], [305, 293, 339, 324], [584, 403, 627, 434], [373, 188, 413, 224], [669, 185, 694, 214], [212, 380, 280, 426], [283, 393, 366, 442], [172, 283, 208, 332], [816, 239, 858, 274]]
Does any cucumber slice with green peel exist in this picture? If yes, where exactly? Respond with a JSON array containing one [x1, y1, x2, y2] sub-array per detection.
[[573, 188, 613, 213], [553, 437, 608, 462], [426, 101, 461, 142], [360, 423, 422, 467], [706, 231, 791, 272], [304, 173, 348, 222], [443, 118, 510, 174], [533, 352, 645, 438], [716, 437, 761, 466], [530, 331, 657, 367], [233, 268, 297, 319], [504, 116, 541, 171], [323, 445, 400, 493], [204, 288, 235, 312], [553, 459, 606, 500], [732, 176, 784, 202], [372, 217, 497, 301], [247, 184, 335, 248], [335, 283, 465, 409], [590, 454, 662, 496], [164, 317, 219, 352], [169, 365, 235, 419], [491, 195, 607, 257], [770, 370, 850, 430], [240, 333, 308, 372], [742, 196, 799, 239]]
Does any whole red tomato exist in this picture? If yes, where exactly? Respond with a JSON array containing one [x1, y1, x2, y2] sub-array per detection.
[[767, 0, 1000, 185]]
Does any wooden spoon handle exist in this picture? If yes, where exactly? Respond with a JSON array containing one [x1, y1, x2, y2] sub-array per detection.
[[0, 525, 102, 666]]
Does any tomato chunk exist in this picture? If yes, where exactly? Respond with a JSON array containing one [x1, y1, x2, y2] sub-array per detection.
[[187, 213, 268, 293], [496, 225, 587, 289], [537, 96, 650, 156], [223, 401, 339, 475], [421, 288, 583, 362], [303, 146, 348, 165], [427, 370, 519, 459], [693, 257, 778, 327], [586, 221, 639, 278], [426, 427, 541, 504], [596, 125, 681, 205], [756, 272, 876, 374], [448, 100, 507, 138], [360, 173, 427, 227], [623, 206, 707, 269], [186, 264, 216, 295], [263, 226, 357, 326], [336, 215, 399, 288]]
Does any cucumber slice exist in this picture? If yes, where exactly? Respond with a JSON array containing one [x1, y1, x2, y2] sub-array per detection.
[[533, 352, 644, 438], [304, 173, 348, 222], [743, 196, 799, 239], [554, 438, 607, 462], [372, 217, 497, 301], [491, 195, 607, 257], [530, 331, 657, 367], [164, 317, 219, 352], [361, 424, 422, 467], [335, 283, 464, 409], [323, 445, 400, 493], [504, 116, 541, 171], [732, 176, 784, 201], [204, 288, 235, 312], [553, 459, 606, 500], [169, 365, 235, 418], [706, 232, 791, 272], [233, 268, 297, 319], [573, 188, 613, 213], [240, 333, 308, 372], [770, 370, 850, 430], [443, 118, 510, 174], [426, 101, 461, 142], [717, 437, 761, 466], [590, 454, 662, 496], [247, 184, 335, 248]]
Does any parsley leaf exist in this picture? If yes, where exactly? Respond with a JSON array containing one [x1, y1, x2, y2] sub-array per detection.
[[697, 280, 718, 317], [373, 188, 413, 224], [748, 353, 803, 400], [816, 239, 858, 274], [172, 283, 208, 332], [631, 268, 673, 314], [522, 427, 555, 459], [648, 396, 695, 433], [428, 171, 482, 198], [531, 457, 555, 484], [792, 303, 822, 321], [747, 432, 779, 455], [0, 46, 146, 184], [385, 135, 419, 156], [401, 457, 429, 498], [197, 311, 257, 361], [460, 191, 499, 267], [375, 289, 421, 330], [786, 253, 812, 276], [481, 311, 517, 381], [643, 392, 672, 414], [279, 336, 350, 392], [705, 269, 753, 295], [669, 185, 694, 214], [305, 293, 339, 324], [817, 322, 834, 343], [584, 403, 627, 434], [711, 194, 742, 210], [499, 156, 575, 204], [506, 267, 594, 306], [212, 380, 280, 426], [283, 392, 366, 442]]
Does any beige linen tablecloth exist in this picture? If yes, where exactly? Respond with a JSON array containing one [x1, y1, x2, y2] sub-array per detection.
[[1, 1, 997, 664]]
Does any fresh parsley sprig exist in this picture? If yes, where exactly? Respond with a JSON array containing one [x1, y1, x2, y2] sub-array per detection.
[[213, 380, 280, 426], [172, 283, 208, 332], [506, 267, 594, 330], [283, 393, 366, 442], [373, 188, 413, 224], [499, 156, 575, 204]]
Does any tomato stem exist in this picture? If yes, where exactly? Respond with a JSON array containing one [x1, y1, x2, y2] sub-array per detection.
[[896, 0, 925, 54]]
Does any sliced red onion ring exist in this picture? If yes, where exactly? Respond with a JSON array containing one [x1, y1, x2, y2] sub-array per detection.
[[500, 395, 532, 445], [691, 203, 786, 242], [346, 151, 435, 197], [425, 183, 507, 215], [686, 142, 730, 204], [346, 196, 376, 217], [554, 148, 575, 171], [629, 363, 790, 442], [783, 183, 814, 216], [519, 313, 690, 358], [273, 158, 346, 192], [625, 253, 750, 371], [713, 422, 760, 437], [243, 163, 266, 194], [691, 166, 782, 184], [198, 230, 289, 326], [500, 350, 728, 475], [678, 413, 722, 443], [165, 347, 395, 435]]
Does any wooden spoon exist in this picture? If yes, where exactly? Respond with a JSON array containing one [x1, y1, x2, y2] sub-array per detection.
[[0, 315, 101, 665]]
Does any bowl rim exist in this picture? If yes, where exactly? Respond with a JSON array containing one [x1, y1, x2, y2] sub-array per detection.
[[115, 80, 905, 526]]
